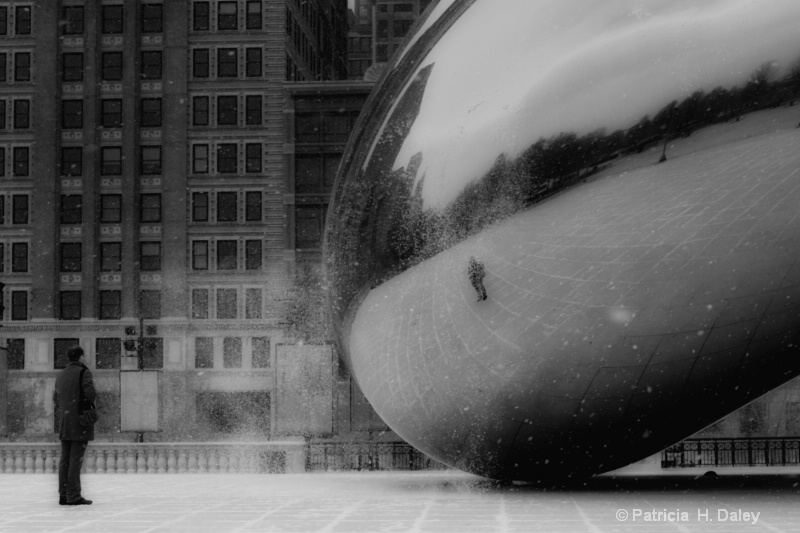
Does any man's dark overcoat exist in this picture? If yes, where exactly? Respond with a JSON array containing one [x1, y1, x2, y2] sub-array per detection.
[[53, 361, 96, 441]]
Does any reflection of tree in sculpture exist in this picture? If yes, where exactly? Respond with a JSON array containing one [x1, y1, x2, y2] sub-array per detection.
[[383, 57, 800, 271]]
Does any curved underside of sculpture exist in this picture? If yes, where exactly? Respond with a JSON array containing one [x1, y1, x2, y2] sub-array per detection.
[[324, 0, 800, 480]]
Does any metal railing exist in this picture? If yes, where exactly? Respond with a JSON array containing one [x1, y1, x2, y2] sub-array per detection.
[[662, 438, 800, 468], [307, 441, 446, 472], [0, 441, 306, 474]]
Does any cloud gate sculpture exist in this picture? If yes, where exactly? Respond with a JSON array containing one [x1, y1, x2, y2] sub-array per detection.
[[324, 0, 800, 481]]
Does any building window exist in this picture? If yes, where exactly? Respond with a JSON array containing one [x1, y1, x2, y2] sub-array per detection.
[[96, 338, 120, 369], [245, 48, 262, 77], [101, 147, 122, 175], [245, 191, 262, 221], [141, 4, 163, 33], [193, 49, 209, 78], [11, 291, 27, 321], [102, 52, 123, 80], [195, 337, 213, 368], [217, 95, 237, 126], [13, 147, 29, 177], [14, 52, 30, 82], [193, 2, 210, 31], [13, 100, 29, 129], [99, 290, 121, 320], [244, 289, 262, 319], [62, 53, 83, 82], [140, 146, 162, 174], [192, 192, 209, 222], [60, 242, 82, 272], [216, 289, 237, 319], [61, 147, 82, 176], [218, 2, 238, 30], [296, 205, 325, 248], [100, 242, 121, 272], [12, 195, 28, 224], [0, 8, 5, 36], [140, 98, 162, 127], [14, 5, 31, 34], [11, 242, 27, 272], [11, 194, 29, 225], [100, 194, 122, 223], [140, 193, 161, 222], [377, 20, 388, 38], [217, 48, 237, 77], [192, 96, 209, 126], [192, 288, 209, 319], [245, 95, 261, 126], [246, 1, 262, 30], [140, 242, 161, 271], [323, 112, 353, 143], [296, 154, 340, 193], [192, 241, 208, 270], [62, 6, 84, 35], [216, 240, 237, 270], [60, 195, 82, 225], [245, 289, 262, 319], [0, 148, 4, 177], [245, 143, 261, 173], [101, 99, 123, 128], [142, 338, 163, 369], [6, 339, 24, 370], [192, 144, 209, 173], [140, 290, 161, 319], [62, 100, 83, 129], [216, 192, 237, 222], [223, 337, 242, 368], [295, 114, 322, 143], [245, 240, 262, 270], [60, 291, 81, 320], [217, 144, 237, 174], [196, 392, 270, 434], [102, 5, 123, 34], [54, 339, 79, 369], [141, 51, 162, 80], [393, 19, 413, 38], [252, 337, 269, 368]]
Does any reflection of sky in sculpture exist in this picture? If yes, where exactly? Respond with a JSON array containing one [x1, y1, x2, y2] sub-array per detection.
[[385, 0, 800, 209]]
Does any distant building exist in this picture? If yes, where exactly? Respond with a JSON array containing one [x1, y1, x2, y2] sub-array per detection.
[[347, 0, 431, 79], [0, 1, 380, 445]]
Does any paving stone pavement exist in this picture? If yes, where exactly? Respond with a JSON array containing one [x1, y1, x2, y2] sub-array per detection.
[[2, 471, 800, 532]]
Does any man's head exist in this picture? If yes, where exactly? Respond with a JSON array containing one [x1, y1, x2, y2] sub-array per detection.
[[67, 346, 84, 362]]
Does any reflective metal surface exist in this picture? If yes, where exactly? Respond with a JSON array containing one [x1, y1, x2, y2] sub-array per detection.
[[325, 0, 800, 480]]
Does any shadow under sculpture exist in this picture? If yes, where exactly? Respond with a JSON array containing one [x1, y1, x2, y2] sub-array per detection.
[[324, 0, 800, 481]]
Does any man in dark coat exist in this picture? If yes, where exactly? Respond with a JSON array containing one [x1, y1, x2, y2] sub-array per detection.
[[53, 346, 95, 505]]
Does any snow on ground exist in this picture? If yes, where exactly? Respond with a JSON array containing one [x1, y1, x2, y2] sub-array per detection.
[[2, 471, 800, 532]]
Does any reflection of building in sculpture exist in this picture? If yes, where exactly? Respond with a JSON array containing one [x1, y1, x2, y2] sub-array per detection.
[[0, 1, 380, 447], [347, 0, 432, 79]]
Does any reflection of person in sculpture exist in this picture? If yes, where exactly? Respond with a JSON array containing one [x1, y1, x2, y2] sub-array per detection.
[[468, 256, 487, 302]]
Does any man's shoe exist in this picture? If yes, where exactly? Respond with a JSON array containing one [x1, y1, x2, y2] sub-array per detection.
[[67, 498, 92, 505], [59, 498, 67, 505]]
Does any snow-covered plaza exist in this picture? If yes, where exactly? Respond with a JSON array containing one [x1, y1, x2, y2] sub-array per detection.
[[2, 471, 800, 532]]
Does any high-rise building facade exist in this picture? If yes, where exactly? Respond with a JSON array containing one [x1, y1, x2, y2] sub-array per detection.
[[0, 0, 358, 443], [347, 0, 431, 79]]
